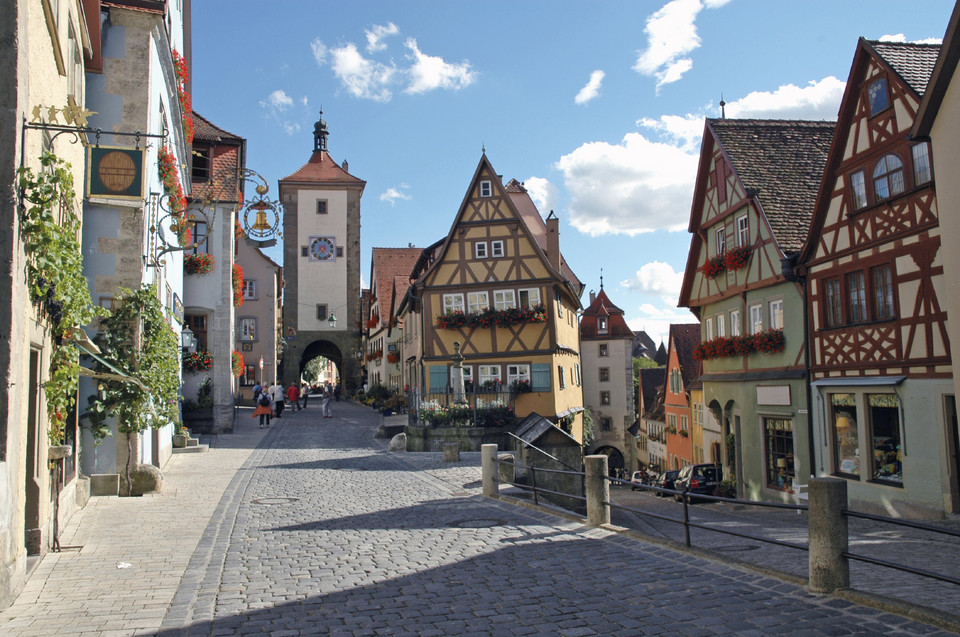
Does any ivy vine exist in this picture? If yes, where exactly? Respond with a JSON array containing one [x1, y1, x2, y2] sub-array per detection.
[[18, 153, 103, 445], [81, 285, 180, 444]]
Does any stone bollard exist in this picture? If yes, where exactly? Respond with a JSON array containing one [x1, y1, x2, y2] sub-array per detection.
[[808, 477, 849, 593], [585, 455, 610, 527], [481, 444, 498, 498], [443, 442, 460, 462]]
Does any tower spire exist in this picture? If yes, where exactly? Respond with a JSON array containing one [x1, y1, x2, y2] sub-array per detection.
[[313, 108, 329, 152]]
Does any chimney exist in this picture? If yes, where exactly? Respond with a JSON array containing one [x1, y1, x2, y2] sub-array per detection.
[[546, 211, 561, 272], [589, 291, 596, 305], [342, 159, 349, 173]]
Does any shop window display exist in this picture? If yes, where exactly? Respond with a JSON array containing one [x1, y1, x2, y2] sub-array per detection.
[[868, 394, 902, 484], [831, 393, 860, 476]]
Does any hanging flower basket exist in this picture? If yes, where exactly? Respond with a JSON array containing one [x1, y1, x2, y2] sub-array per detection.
[[387, 352, 400, 364], [694, 329, 785, 360], [232, 264, 244, 307], [183, 350, 213, 372], [184, 253, 215, 275], [231, 351, 244, 377]]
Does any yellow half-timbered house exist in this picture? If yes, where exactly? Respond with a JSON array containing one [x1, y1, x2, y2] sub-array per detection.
[[404, 154, 586, 440]]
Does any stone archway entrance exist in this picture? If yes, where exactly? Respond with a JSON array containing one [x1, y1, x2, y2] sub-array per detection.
[[592, 445, 625, 478]]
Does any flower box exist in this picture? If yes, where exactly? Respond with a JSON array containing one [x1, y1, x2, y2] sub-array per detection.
[[184, 253, 215, 275]]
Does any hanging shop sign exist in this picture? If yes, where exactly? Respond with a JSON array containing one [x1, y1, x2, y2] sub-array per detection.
[[87, 145, 146, 199]]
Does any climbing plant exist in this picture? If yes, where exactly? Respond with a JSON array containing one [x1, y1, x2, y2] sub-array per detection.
[[81, 285, 180, 444], [18, 152, 103, 445]]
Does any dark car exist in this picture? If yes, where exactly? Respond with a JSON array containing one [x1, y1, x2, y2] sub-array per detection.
[[654, 470, 680, 497], [673, 464, 723, 501]]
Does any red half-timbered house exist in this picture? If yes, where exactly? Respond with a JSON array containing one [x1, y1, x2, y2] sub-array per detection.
[[800, 39, 953, 519], [679, 119, 833, 501]]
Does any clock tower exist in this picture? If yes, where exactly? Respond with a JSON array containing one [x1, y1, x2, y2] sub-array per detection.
[[278, 114, 365, 391]]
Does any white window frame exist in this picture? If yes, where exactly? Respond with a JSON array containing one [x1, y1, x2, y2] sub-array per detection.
[[558, 366, 565, 389], [716, 227, 726, 255], [475, 242, 488, 259], [491, 240, 504, 257], [737, 214, 749, 247], [506, 364, 530, 387], [705, 317, 713, 341], [769, 299, 784, 331], [850, 170, 868, 209], [494, 289, 516, 311], [716, 313, 725, 338], [239, 317, 257, 342], [598, 317, 608, 334], [912, 142, 932, 185], [730, 309, 740, 337], [478, 364, 500, 386], [749, 304, 763, 335], [480, 180, 492, 197], [467, 291, 489, 314], [243, 279, 257, 300], [519, 288, 541, 309], [443, 294, 464, 314]]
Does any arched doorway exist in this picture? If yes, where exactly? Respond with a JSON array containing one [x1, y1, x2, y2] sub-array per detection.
[[300, 340, 344, 389], [592, 445, 625, 478]]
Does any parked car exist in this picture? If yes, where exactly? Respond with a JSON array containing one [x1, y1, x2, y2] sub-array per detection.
[[654, 470, 680, 497], [630, 470, 650, 490], [673, 464, 723, 501]]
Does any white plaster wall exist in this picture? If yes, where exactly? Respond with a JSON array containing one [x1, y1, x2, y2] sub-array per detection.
[[296, 188, 348, 330]]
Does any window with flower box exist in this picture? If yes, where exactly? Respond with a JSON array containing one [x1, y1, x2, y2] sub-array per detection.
[[705, 317, 713, 341], [730, 309, 740, 336], [716, 313, 725, 338], [494, 289, 516, 311], [443, 294, 464, 314], [716, 227, 726, 256], [468, 291, 489, 314], [769, 299, 783, 331], [737, 214, 749, 247], [507, 364, 530, 390], [519, 288, 541, 309], [478, 365, 500, 389], [749, 304, 763, 335]]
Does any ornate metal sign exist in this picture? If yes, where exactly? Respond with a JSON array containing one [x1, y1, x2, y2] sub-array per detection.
[[238, 172, 282, 246]]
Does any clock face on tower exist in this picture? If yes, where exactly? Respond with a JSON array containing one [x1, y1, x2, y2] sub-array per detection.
[[309, 236, 336, 262]]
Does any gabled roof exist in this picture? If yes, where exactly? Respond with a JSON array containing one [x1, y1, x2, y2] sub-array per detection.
[[192, 111, 243, 143], [800, 37, 941, 265], [654, 343, 668, 366], [868, 40, 941, 97], [670, 323, 702, 390], [708, 119, 834, 253], [370, 247, 421, 326], [580, 288, 633, 339], [639, 368, 665, 419], [280, 149, 365, 186], [632, 331, 657, 358], [913, 4, 960, 137], [516, 412, 579, 446]]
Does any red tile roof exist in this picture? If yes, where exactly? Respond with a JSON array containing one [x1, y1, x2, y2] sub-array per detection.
[[670, 323, 702, 390], [580, 288, 633, 339], [371, 247, 422, 327], [280, 150, 365, 186], [192, 111, 243, 143]]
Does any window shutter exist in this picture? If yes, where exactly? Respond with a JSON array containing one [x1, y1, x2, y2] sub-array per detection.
[[429, 365, 448, 393], [532, 363, 550, 391]]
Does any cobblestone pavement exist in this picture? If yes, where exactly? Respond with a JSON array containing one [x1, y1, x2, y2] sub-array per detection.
[[1, 401, 957, 636]]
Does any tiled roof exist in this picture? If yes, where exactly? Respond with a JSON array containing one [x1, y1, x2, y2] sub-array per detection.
[[192, 111, 243, 143], [708, 119, 834, 253], [670, 323, 702, 390], [280, 150, 365, 185], [371, 247, 421, 326], [580, 288, 633, 339], [869, 40, 941, 96], [632, 331, 657, 359], [639, 368, 665, 418]]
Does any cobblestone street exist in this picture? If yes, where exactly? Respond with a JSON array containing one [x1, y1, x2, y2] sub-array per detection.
[[1, 401, 957, 636]]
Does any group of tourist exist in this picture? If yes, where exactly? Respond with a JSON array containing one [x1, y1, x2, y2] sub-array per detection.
[[251, 380, 334, 428]]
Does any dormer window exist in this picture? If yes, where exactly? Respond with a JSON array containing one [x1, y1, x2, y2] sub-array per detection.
[[480, 180, 492, 197], [868, 77, 890, 116], [598, 317, 608, 334], [872, 154, 905, 200]]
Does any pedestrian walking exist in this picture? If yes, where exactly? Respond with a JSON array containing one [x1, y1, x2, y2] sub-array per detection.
[[252, 382, 262, 406], [300, 382, 309, 409], [252, 389, 272, 428], [286, 383, 301, 411], [271, 381, 286, 418], [321, 382, 333, 418]]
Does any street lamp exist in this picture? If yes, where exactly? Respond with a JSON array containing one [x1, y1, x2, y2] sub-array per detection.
[[328, 313, 337, 328], [181, 325, 196, 352]]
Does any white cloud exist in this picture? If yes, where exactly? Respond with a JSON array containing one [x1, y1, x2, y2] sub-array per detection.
[[379, 185, 412, 206], [522, 177, 559, 216], [637, 113, 705, 153], [724, 76, 846, 120], [879, 33, 942, 45], [260, 89, 293, 112], [626, 303, 699, 346], [575, 70, 605, 105], [404, 38, 476, 94], [621, 261, 685, 304], [366, 22, 399, 53], [634, 0, 730, 91], [556, 128, 698, 237], [327, 42, 397, 102], [310, 38, 327, 65]]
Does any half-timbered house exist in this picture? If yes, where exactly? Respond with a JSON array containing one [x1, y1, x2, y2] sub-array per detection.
[[663, 324, 701, 471], [800, 39, 953, 519], [404, 154, 586, 441], [364, 247, 421, 391], [679, 119, 834, 501]]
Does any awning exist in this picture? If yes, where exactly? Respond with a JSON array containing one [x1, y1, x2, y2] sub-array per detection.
[[70, 331, 146, 391], [811, 376, 906, 387]]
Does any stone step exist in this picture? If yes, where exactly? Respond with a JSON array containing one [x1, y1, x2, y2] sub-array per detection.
[[173, 444, 209, 454], [186, 437, 199, 447]]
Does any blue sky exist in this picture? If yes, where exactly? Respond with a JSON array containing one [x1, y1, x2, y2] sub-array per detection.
[[191, 0, 954, 345]]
